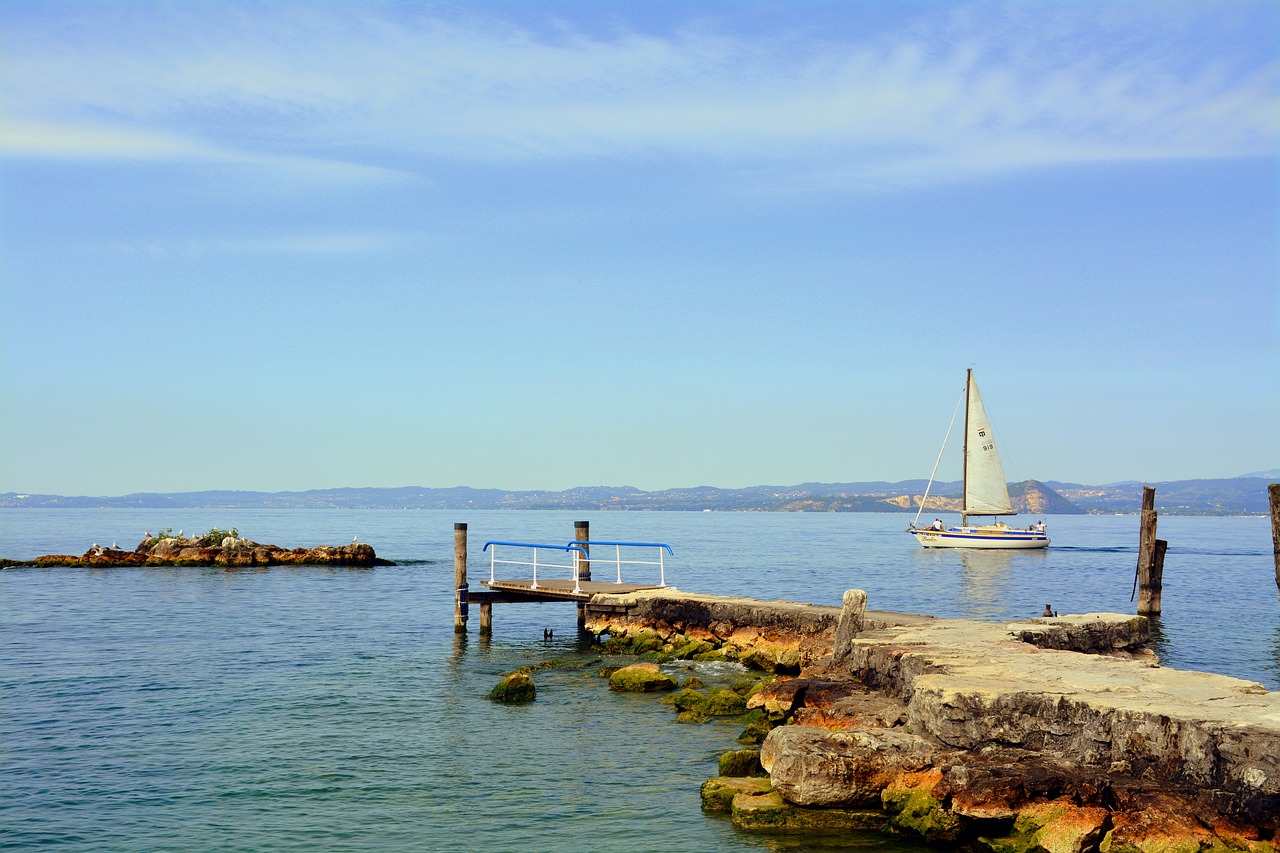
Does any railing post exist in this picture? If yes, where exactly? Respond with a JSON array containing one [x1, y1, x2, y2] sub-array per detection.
[[453, 523, 468, 633], [531, 547, 539, 590], [659, 548, 666, 587]]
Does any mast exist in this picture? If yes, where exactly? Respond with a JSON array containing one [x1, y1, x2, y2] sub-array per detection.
[[961, 368, 970, 527]]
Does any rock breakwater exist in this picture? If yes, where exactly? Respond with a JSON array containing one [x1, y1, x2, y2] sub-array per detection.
[[587, 588, 1279, 851]]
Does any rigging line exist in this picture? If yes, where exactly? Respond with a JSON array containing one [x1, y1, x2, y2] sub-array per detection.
[[913, 383, 966, 529]]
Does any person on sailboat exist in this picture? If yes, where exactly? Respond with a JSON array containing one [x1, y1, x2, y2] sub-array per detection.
[[930, 518, 944, 531], [1034, 520, 1046, 533]]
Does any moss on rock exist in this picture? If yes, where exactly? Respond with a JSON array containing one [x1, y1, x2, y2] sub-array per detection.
[[730, 790, 891, 832], [700, 776, 773, 812], [488, 671, 536, 704], [719, 748, 765, 778], [882, 785, 963, 842], [608, 663, 677, 693]]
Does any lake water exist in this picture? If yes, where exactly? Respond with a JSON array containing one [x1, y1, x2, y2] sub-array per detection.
[[3, 509, 1278, 852]]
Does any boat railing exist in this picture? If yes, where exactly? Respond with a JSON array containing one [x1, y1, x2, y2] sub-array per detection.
[[481, 541, 590, 593], [565, 540, 675, 587]]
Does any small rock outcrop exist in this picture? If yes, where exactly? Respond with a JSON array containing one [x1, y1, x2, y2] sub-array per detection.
[[6, 531, 391, 568], [488, 670, 537, 704]]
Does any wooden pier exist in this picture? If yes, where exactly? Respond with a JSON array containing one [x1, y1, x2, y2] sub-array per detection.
[[452, 521, 673, 634]]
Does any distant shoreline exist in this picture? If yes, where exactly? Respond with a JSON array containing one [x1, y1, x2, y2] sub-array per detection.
[[2, 475, 1274, 516]]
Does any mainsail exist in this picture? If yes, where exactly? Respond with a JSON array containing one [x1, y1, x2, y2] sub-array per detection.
[[963, 371, 1014, 517]]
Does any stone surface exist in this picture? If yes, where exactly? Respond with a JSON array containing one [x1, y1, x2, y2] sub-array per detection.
[[760, 725, 940, 807]]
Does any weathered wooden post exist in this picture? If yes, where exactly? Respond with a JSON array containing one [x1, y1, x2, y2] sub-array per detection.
[[479, 601, 492, 635], [1269, 483, 1280, 601], [575, 520, 590, 634], [574, 520, 591, 582], [454, 522, 468, 633], [1136, 487, 1162, 616]]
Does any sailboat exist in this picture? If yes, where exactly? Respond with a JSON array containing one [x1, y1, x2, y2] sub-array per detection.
[[908, 370, 1050, 549]]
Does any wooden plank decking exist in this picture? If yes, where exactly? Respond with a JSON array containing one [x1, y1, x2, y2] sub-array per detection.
[[477, 578, 667, 603]]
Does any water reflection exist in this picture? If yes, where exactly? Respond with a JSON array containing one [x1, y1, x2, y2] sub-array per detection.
[[1145, 613, 1170, 663], [1269, 623, 1280, 687], [957, 550, 1023, 620]]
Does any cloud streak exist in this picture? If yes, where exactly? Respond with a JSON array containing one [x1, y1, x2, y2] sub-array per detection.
[[2, 1, 1276, 188]]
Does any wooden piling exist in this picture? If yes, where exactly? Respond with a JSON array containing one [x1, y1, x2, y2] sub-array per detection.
[[1137, 487, 1161, 616], [454, 522, 468, 633], [574, 520, 591, 582], [1269, 483, 1280, 601], [575, 520, 590, 634], [479, 601, 492, 635]]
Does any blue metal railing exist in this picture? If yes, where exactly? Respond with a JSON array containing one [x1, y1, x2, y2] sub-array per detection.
[[566, 540, 674, 587], [482, 541, 590, 592]]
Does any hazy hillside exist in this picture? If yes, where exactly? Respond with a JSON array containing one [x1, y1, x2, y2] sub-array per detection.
[[5, 475, 1271, 514]]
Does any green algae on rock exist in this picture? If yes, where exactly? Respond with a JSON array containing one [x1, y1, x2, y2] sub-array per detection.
[[488, 670, 536, 704], [608, 663, 676, 693]]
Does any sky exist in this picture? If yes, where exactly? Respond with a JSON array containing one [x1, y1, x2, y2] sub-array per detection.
[[1, 0, 1276, 495]]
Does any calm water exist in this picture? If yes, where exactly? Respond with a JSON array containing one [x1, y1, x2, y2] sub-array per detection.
[[3, 509, 1278, 852]]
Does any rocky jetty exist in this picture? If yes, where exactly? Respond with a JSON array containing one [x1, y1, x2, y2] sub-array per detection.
[[587, 588, 1279, 851], [2, 530, 390, 568]]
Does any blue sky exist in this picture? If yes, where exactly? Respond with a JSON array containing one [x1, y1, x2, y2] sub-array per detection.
[[1, 0, 1276, 495]]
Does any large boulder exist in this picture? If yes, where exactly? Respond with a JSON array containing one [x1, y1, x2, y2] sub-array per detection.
[[761, 725, 941, 807]]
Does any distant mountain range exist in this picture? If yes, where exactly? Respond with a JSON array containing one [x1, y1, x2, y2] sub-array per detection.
[[3, 474, 1275, 515]]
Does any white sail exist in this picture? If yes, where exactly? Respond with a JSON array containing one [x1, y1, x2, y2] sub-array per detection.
[[963, 372, 1014, 516]]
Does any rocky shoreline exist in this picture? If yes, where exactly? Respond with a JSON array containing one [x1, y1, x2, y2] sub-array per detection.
[[582, 589, 1279, 852], [1, 530, 391, 568]]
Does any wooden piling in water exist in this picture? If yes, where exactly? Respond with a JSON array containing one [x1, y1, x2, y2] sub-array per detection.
[[479, 601, 492, 635], [574, 520, 591, 582], [575, 520, 590, 633], [1137, 487, 1161, 616], [1269, 483, 1280, 601], [454, 522, 468, 633]]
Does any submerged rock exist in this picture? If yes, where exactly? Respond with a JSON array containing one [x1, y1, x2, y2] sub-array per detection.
[[488, 671, 537, 704], [608, 663, 676, 693], [700, 776, 773, 812]]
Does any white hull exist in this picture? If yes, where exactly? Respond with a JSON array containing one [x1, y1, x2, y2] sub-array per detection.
[[910, 526, 1050, 550]]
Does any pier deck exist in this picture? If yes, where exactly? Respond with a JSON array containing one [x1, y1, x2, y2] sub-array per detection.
[[476, 578, 668, 603]]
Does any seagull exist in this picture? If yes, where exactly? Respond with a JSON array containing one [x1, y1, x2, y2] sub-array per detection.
[[144, 531, 151, 539], [111, 541, 118, 549], [177, 529, 183, 537], [351, 535, 358, 544]]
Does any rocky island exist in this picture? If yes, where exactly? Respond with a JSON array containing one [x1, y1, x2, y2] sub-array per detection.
[[0, 528, 391, 568], [581, 589, 1278, 852]]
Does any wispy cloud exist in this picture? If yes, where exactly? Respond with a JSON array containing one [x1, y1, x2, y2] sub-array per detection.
[[1, 1, 1275, 188], [77, 232, 408, 259]]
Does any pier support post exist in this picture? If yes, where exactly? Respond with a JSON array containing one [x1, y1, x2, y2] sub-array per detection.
[[479, 601, 492, 635], [1136, 488, 1162, 616], [454, 522, 468, 633], [1269, 483, 1280, 602], [574, 520, 591, 582]]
